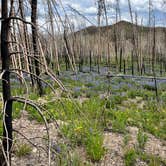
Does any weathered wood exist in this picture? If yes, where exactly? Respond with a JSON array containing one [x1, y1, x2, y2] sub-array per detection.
[[1, 0, 13, 165], [31, 0, 43, 96]]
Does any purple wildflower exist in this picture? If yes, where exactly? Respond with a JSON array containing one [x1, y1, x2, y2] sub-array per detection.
[[89, 127, 93, 134]]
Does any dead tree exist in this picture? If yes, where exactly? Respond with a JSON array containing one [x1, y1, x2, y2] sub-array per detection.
[[31, 0, 43, 95], [19, 0, 35, 86], [1, 0, 13, 165], [97, 0, 106, 73]]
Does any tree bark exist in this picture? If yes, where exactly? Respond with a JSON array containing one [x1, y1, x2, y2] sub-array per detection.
[[19, 0, 35, 86], [31, 0, 43, 96], [1, 0, 13, 165]]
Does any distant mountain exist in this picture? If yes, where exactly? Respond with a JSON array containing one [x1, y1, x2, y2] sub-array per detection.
[[74, 20, 166, 56], [78, 20, 166, 35]]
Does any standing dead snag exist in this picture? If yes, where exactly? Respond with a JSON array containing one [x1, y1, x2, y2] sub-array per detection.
[[31, 0, 43, 96], [19, 0, 35, 86], [1, 0, 13, 165], [97, 0, 106, 74]]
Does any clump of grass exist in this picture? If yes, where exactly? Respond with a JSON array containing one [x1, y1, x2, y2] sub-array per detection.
[[27, 105, 44, 123], [61, 121, 84, 146], [127, 89, 154, 100], [111, 111, 128, 133], [124, 147, 166, 166], [124, 148, 137, 166], [143, 84, 156, 91], [123, 134, 132, 146], [72, 90, 82, 98], [12, 102, 23, 119], [109, 95, 126, 109], [61, 91, 69, 98], [85, 132, 105, 161], [70, 152, 88, 166], [127, 89, 141, 99], [160, 92, 166, 102], [15, 143, 32, 157], [85, 82, 94, 87], [145, 100, 159, 111], [138, 152, 166, 166], [29, 93, 39, 100], [125, 109, 166, 140], [61, 119, 105, 161], [52, 142, 90, 166], [137, 129, 148, 149], [12, 87, 24, 96], [60, 77, 83, 88], [85, 90, 98, 98]]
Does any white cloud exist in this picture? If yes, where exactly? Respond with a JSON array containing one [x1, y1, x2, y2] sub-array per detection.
[[84, 7, 97, 14], [35, 0, 166, 28]]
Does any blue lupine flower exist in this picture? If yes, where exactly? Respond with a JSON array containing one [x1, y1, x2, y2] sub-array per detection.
[[89, 127, 93, 134], [55, 146, 61, 153]]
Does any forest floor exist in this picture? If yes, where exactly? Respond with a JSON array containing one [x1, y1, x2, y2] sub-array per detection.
[[1, 66, 166, 165], [11, 113, 166, 166]]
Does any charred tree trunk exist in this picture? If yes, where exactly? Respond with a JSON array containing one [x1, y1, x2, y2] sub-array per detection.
[[114, 28, 118, 68], [31, 0, 43, 96], [119, 47, 122, 72], [131, 51, 134, 75], [63, 30, 71, 70], [89, 50, 92, 72], [123, 59, 126, 74], [19, 0, 35, 86], [1, 0, 13, 165], [152, 19, 159, 102]]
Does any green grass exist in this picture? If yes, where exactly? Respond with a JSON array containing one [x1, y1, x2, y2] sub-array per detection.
[[57, 97, 107, 161], [15, 143, 32, 157], [124, 148, 137, 166], [137, 129, 148, 149], [111, 111, 128, 133], [124, 148, 166, 166], [4, 68, 166, 164], [85, 132, 105, 161], [60, 119, 105, 161], [138, 152, 166, 166], [126, 109, 166, 140], [12, 102, 23, 119], [123, 134, 132, 146]]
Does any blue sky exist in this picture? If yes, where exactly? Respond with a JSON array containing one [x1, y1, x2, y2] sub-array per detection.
[[58, 0, 166, 27], [22, 0, 166, 30]]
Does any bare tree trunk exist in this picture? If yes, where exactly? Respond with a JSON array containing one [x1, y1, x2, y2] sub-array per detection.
[[31, 0, 43, 96], [89, 50, 92, 72], [19, 0, 35, 86], [1, 0, 13, 165], [152, 18, 159, 102]]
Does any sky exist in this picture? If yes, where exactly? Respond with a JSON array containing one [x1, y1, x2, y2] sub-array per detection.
[[0, 0, 165, 28], [20, 0, 166, 31], [57, 0, 166, 27]]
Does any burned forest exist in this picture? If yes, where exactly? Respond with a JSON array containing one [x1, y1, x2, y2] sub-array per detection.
[[0, 0, 166, 166]]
